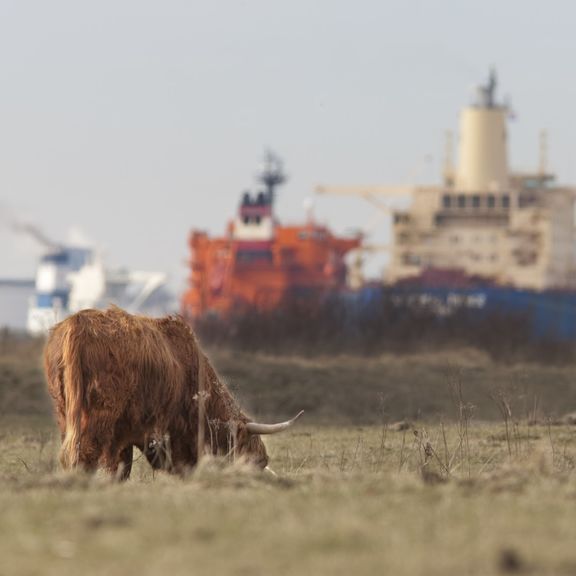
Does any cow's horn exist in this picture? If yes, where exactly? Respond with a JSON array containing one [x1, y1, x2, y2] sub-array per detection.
[[246, 410, 304, 435]]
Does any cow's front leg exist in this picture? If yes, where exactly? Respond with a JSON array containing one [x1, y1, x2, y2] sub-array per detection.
[[117, 445, 134, 481], [102, 443, 134, 481]]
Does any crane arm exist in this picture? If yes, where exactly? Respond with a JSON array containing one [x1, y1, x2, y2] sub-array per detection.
[[315, 185, 417, 197]]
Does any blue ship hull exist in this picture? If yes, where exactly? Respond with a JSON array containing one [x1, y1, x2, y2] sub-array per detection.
[[349, 285, 576, 342]]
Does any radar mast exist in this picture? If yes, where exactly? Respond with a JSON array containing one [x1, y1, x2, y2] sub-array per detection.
[[257, 150, 287, 205]]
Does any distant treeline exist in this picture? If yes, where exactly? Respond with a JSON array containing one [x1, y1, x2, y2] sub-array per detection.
[[194, 291, 575, 363]]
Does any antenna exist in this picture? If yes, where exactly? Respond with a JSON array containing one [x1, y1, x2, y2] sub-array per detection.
[[257, 150, 287, 205], [475, 67, 501, 109], [443, 131, 454, 187], [487, 67, 497, 107], [303, 197, 315, 225], [539, 130, 548, 175]]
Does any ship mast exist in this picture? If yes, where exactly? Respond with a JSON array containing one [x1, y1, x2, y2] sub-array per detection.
[[257, 150, 286, 205]]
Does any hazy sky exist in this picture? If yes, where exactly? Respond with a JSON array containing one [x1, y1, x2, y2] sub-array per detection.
[[1, 0, 575, 291]]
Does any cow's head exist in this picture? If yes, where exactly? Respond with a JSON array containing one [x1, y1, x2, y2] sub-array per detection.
[[236, 410, 305, 469], [143, 411, 304, 473]]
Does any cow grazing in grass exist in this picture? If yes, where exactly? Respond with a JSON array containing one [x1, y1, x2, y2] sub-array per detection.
[[44, 307, 302, 480]]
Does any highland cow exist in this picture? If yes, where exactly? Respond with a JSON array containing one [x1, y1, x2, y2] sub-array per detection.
[[44, 307, 302, 479]]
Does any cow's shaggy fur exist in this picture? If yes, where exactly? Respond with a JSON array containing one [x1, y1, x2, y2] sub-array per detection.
[[44, 307, 268, 479]]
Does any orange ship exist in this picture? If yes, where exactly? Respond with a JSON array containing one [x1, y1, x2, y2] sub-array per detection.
[[181, 153, 361, 319]]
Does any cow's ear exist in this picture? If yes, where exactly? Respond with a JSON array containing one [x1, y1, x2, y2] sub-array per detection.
[[246, 410, 304, 435]]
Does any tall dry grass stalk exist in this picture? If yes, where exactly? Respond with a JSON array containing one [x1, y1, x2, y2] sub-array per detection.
[[490, 386, 513, 458], [197, 352, 206, 465], [448, 368, 474, 476]]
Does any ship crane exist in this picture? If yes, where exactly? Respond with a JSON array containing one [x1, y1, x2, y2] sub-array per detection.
[[314, 184, 418, 243], [12, 221, 62, 251], [315, 185, 418, 285], [315, 185, 416, 210]]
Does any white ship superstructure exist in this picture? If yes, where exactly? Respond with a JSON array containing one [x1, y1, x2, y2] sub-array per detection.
[[318, 71, 576, 290], [27, 243, 174, 335]]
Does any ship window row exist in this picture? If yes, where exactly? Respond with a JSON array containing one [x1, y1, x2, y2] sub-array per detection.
[[401, 252, 500, 266], [298, 230, 327, 241], [394, 214, 411, 225], [242, 215, 262, 225], [236, 250, 273, 263], [241, 191, 272, 207], [441, 194, 510, 210]]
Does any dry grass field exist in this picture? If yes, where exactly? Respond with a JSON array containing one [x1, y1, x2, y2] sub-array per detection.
[[1, 335, 576, 575]]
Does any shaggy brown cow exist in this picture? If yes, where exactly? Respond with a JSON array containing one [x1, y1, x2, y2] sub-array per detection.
[[44, 306, 302, 479]]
